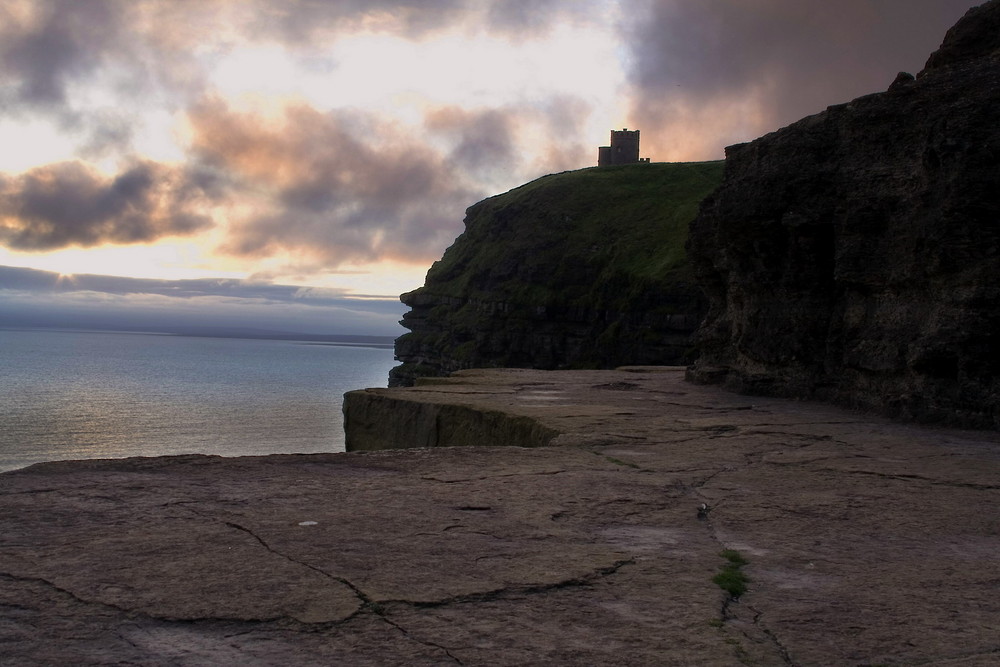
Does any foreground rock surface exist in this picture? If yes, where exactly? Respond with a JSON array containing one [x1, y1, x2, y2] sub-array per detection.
[[4, 368, 1000, 665]]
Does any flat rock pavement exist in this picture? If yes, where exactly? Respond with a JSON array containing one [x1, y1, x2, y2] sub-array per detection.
[[2, 367, 999, 666]]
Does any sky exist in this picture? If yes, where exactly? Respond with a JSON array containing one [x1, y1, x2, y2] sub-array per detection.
[[0, 0, 982, 337]]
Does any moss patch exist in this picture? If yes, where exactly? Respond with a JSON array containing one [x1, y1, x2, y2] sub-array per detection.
[[713, 549, 750, 599]]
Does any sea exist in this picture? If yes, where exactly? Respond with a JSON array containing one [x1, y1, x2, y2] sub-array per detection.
[[0, 328, 396, 473]]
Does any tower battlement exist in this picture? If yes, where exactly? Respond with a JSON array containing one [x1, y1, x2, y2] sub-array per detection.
[[598, 128, 649, 166]]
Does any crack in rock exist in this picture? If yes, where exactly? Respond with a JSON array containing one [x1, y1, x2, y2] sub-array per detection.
[[601, 432, 649, 441], [420, 469, 566, 484], [0, 571, 285, 625], [765, 453, 874, 467], [657, 402, 757, 412], [381, 558, 636, 610], [694, 497, 790, 665], [218, 525, 632, 665], [378, 614, 465, 665], [474, 554, 514, 563], [820, 469, 1000, 490], [717, 593, 793, 666], [0, 571, 134, 616], [742, 430, 838, 441], [691, 468, 732, 491], [116, 624, 143, 651], [909, 646, 1000, 666], [1, 487, 75, 497], [748, 420, 862, 428], [698, 511, 796, 667], [221, 521, 465, 663], [223, 521, 370, 608], [749, 603, 794, 666]]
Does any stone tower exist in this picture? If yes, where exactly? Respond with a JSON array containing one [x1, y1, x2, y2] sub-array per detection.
[[598, 128, 648, 166]]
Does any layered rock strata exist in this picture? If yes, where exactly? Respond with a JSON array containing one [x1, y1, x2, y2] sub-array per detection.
[[391, 162, 724, 386], [687, 0, 1000, 427]]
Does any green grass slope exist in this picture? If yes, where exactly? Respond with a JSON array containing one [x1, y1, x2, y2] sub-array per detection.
[[425, 161, 724, 305]]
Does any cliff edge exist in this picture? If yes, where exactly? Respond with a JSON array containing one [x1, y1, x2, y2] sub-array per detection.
[[391, 162, 723, 386], [687, 0, 1000, 427]]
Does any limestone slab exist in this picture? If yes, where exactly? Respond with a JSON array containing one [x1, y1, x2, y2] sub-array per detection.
[[3, 368, 1000, 665]]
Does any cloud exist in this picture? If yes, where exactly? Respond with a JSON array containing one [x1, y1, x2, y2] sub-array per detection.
[[0, 264, 405, 336], [0, 0, 122, 112], [0, 264, 404, 309], [241, 0, 605, 45], [622, 0, 982, 159], [484, 0, 605, 39], [0, 89, 595, 271], [0, 0, 604, 212], [425, 96, 596, 178], [186, 94, 601, 268], [425, 106, 520, 179], [187, 98, 486, 265], [245, 0, 465, 43], [0, 0, 602, 106], [0, 0, 594, 126], [0, 160, 218, 250], [0, 0, 210, 155], [530, 95, 595, 172]]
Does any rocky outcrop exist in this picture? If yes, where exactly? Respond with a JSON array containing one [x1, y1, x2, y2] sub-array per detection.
[[687, 0, 1000, 427], [391, 162, 724, 386], [344, 381, 559, 452]]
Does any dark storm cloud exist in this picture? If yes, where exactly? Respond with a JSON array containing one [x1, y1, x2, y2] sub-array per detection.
[[246, 0, 464, 42], [426, 97, 595, 179], [0, 0, 595, 117], [0, 0, 595, 160], [0, 0, 208, 154], [623, 0, 982, 157], [246, 0, 601, 43], [484, 0, 604, 37], [0, 0, 121, 112], [188, 99, 484, 265], [0, 160, 218, 250]]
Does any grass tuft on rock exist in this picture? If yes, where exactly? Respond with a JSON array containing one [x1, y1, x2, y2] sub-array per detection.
[[713, 549, 750, 599]]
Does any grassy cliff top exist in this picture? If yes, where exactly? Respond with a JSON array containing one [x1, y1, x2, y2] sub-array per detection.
[[413, 161, 725, 305]]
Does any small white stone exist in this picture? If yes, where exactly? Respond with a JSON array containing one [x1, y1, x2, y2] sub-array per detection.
[[298, 521, 318, 526]]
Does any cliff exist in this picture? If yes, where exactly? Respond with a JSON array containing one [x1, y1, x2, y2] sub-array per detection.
[[687, 0, 1000, 428], [391, 162, 724, 386]]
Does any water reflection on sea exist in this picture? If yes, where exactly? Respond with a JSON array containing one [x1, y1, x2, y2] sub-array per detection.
[[0, 329, 395, 473]]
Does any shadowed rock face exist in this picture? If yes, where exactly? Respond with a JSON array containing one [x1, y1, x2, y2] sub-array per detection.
[[687, 0, 1000, 427], [391, 162, 723, 386]]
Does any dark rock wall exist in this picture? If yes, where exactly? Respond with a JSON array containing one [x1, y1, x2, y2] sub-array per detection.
[[687, 1, 1000, 427], [391, 162, 723, 386]]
